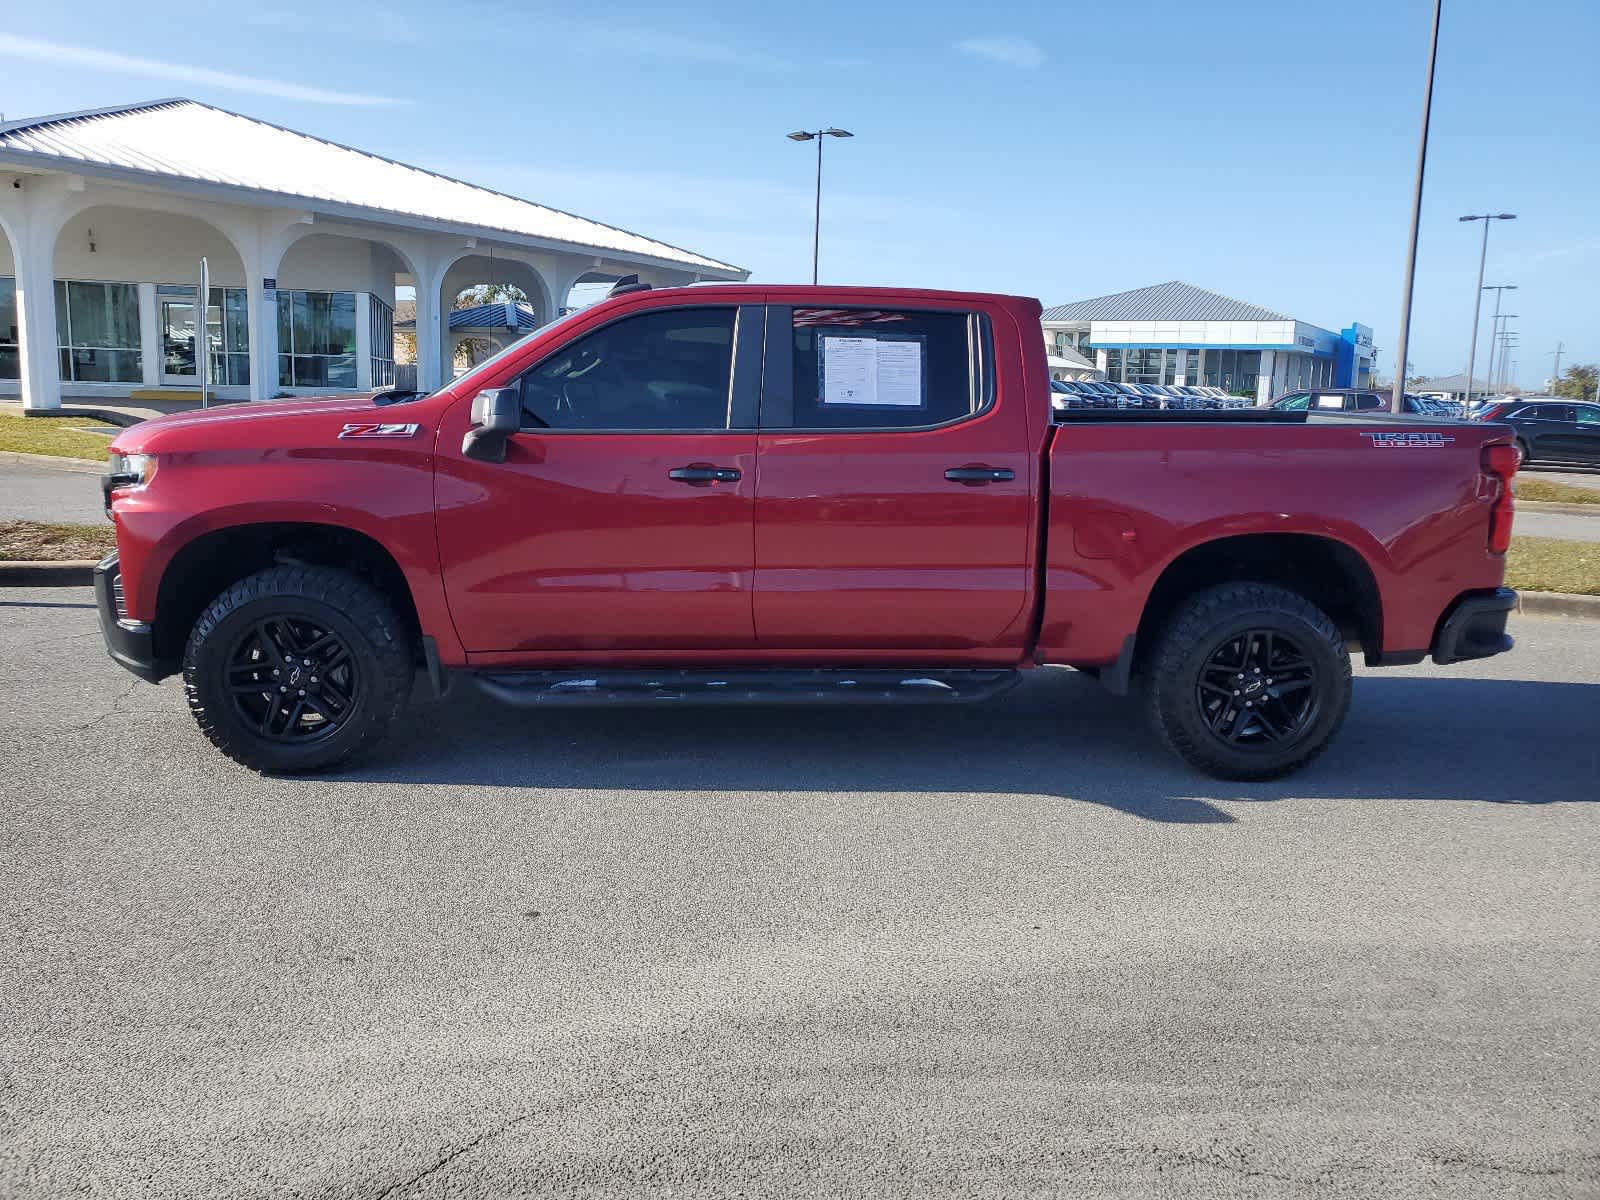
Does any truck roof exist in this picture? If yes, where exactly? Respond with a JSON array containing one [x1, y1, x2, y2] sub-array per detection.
[[642, 283, 1044, 308]]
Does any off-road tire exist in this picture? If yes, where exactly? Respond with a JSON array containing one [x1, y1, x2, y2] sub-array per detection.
[[183, 565, 412, 773], [1144, 582, 1352, 781]]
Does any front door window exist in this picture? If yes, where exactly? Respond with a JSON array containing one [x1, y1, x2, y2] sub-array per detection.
[[162, 300, 198, 380]]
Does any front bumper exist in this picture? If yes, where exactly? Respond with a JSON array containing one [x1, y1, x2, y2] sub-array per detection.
[[94, 553, 166, 683], [1432, 587, 1518, 665]]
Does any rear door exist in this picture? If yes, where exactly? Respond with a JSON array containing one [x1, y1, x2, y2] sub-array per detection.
[[751, 302, 1035, 653], [1524, 403, 1578, 459], [434, 301, 763, 652]]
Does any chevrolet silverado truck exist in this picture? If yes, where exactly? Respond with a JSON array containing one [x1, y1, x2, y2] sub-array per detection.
[[95, 284, 1520, 780]]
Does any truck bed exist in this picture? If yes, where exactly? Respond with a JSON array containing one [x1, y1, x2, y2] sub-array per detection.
[[1036, 414, 1514, 668]]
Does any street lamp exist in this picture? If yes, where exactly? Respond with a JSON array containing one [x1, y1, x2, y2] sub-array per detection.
[[787, 127, 853, 285], [1460, 213, 1517, 407]]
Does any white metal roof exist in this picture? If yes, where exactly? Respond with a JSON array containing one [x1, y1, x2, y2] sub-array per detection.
[[0, 99, 744, 276], [1042, 281, 1293, 324]]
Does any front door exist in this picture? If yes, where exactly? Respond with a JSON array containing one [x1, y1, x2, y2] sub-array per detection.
[[160, 298, 199, 385], [435, 302, 764, 653], [751, 303, 1036, 654]]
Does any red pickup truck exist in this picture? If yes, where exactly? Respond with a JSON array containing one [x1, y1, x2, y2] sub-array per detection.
[[96, 284, 1519, 780]]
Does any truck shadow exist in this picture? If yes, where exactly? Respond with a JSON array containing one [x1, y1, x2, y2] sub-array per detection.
[[340, 670, 1600, 824]]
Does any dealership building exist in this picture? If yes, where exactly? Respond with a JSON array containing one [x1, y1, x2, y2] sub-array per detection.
[[0, 98, 745, 410], [1041, 281, 1375, 402]]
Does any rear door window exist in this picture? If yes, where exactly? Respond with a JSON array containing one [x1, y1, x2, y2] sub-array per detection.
[[765, 306, 990, 430]]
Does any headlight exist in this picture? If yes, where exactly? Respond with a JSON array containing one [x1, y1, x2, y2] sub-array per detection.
[[107, 451, 158, 489], [104, 453, 158, 515]]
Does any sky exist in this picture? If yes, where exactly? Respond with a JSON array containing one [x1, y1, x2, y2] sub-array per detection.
[[1, 0, 1596, 387]]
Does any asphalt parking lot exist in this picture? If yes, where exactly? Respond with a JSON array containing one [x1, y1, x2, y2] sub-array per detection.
[[2, 590, 1598, 1198]]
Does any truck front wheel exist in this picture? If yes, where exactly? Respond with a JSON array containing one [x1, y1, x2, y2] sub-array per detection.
[[1144, 582, 1352, 781], [182, 565, 413, 773]]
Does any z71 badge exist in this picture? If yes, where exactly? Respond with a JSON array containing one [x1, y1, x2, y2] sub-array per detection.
[[338, 422, 421, 439], [1361, 431, 1455, 449]]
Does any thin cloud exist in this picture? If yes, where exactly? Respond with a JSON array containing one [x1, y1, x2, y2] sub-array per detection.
[[956, 35, 1045, 69], [0, 34, 406, 106]]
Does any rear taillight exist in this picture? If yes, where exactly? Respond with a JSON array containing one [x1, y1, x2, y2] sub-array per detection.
[[1482, 442, 1519, 554]]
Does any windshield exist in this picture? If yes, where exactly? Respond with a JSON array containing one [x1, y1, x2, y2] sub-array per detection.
[[1275, 393, 1311, 410]]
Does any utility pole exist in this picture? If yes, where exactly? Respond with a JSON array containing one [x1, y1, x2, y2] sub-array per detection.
[[1391, 0, 1443, 413], [1459, 214, 1517, 408], [1480, 284, 1516, 396], [1552, 341, 1565, 387]]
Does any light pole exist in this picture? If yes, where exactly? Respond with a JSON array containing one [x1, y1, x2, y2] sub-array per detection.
[[1459, 214, 1517, 407], [1391, 0, 1444, 413], [787, 127, 853, 285]]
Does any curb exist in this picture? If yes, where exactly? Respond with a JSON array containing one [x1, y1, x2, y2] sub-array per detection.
[[0, 450, 105, 474], [1518, 499, 1600, 516], [0, 559, 98, 587], [21, 406, 144, 428], [1518, 591, 1600, 620]]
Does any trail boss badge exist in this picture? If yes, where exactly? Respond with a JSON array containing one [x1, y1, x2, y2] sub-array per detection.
[[1361, 431, 1455, 449]]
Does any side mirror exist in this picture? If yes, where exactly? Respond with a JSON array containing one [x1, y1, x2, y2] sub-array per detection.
[[462, 387, 521, 463]]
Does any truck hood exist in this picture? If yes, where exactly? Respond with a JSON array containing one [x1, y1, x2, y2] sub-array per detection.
[[109, 393, 430, 453]]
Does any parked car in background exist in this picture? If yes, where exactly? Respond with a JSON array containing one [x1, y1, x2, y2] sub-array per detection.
[[1472, 398, 1600, 465], [1274, 388, 1445, 416]]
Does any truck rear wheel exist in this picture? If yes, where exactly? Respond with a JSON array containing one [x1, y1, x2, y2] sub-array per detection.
[[182, 565, 412, 773], [1144, 582, 1351, 781]]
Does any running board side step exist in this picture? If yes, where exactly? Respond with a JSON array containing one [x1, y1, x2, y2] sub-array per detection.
[[471, 668, 1023, 708]]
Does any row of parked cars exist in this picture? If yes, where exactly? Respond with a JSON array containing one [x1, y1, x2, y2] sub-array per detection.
[[1049, 380, 1254, 411]]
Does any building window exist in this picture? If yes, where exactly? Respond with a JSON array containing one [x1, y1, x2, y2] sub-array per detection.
[[0, 278, 17, 380], [278, 290, 357, 388], [214, 287, 250, 386], [55, 280, 143, 384], [1183, 350, 1200, 383], [1236, 350, 1261, 394], [1126, 348, 1163, 384], [369, 295, 395, 388], [1103, 348, 1122, 381]]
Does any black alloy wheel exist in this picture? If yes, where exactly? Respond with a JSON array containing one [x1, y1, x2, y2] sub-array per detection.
[[1144, 581, 1352, 781], [183, 565, 412, 772], [225, 614, 360, 743], [1195, 628, 1320, 750]]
